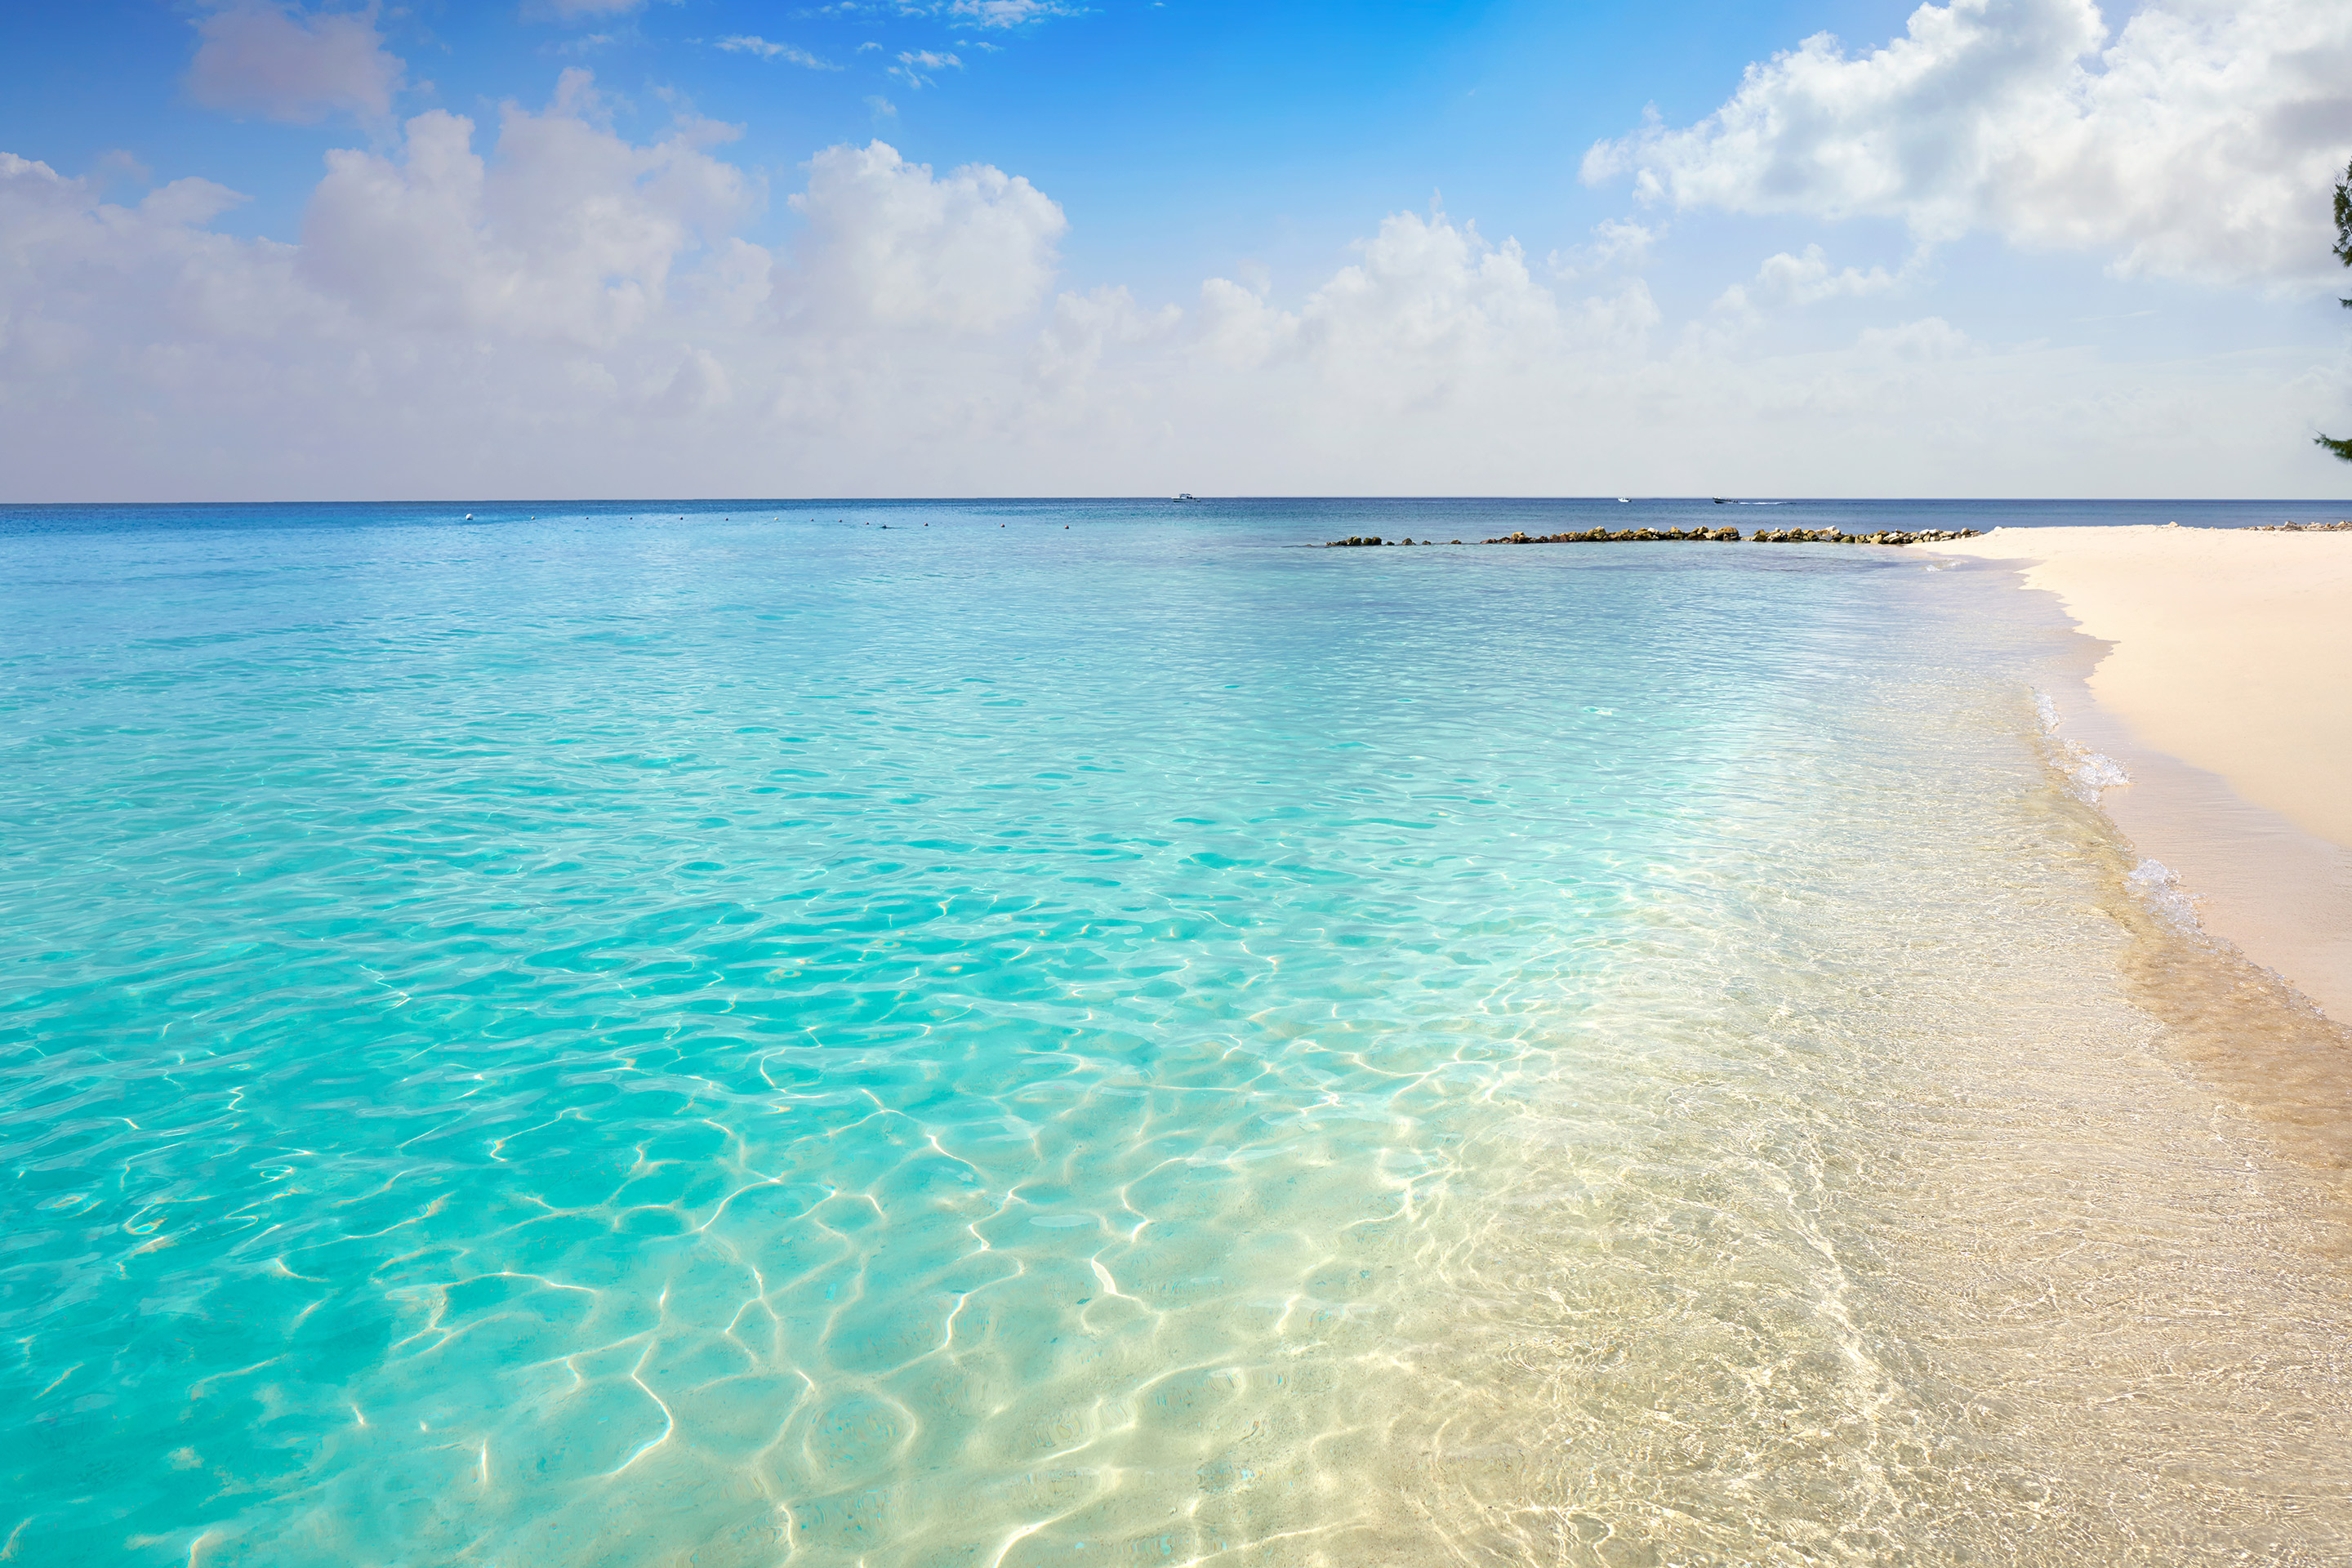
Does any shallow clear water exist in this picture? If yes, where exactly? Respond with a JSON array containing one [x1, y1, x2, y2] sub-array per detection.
[[5, 500, 2349, 1566]]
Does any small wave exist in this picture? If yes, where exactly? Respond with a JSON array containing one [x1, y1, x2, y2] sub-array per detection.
[[2034, 692, 2127, 800], [2063, 746, 2129, 801], [2126, 858, 2204, 933]]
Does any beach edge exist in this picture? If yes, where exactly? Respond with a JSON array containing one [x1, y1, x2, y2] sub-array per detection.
[[1924, 523, 2352, 1021]]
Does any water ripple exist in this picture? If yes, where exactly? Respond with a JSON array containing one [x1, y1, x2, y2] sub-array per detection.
[[3, 503, 2349, 1564]]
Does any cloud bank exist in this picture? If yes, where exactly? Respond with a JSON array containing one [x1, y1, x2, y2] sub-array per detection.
[[1584, 0, 2352, 290]]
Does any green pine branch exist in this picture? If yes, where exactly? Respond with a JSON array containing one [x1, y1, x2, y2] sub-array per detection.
[[2336, 167, 2352, 267], [2328, 163, 2352, 462]]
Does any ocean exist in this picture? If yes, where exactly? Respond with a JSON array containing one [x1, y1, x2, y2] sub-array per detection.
[[5, 498, 2350, 1566]]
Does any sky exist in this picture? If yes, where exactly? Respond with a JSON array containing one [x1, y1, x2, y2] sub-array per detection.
[[2, 0, 2349, 500]]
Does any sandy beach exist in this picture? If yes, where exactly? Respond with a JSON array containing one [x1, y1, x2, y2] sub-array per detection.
[[1930, 523, 2352, 1018]]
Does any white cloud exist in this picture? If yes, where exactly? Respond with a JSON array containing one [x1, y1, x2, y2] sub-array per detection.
[[1, 69, 2346, 502], [1549, 217, 1656, 277], [545, 0, 644, 16], [653, 345, 733, 413], [185, 2, 405, 124], [1751, 246, 1903, 306], [299, 70, 752, 346], [1857, 316, 1976, 360], [786, 140, 1065, 332], [1298, 213, 1563, 383], [951, 0, 1076, 28], [1196, 212, 1658, 394], [1034, 284, 1179, 390], [684, 237, 774, 324], [715, 36, 840, 69], [1584, 0, 2352, 290], [889, 50, 964, 87], [0, 152, 317, 416], [1711, 243, 1911, 325]]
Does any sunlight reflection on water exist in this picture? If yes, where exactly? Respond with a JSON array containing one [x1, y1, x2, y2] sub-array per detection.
[[3, 500, 2349, 1566]]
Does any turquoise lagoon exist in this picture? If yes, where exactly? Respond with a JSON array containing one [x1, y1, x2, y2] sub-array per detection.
[[5, 499, 2350, 1566]]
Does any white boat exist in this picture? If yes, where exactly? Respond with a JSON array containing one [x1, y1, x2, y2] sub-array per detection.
[[1170, 492, 1199, 502]]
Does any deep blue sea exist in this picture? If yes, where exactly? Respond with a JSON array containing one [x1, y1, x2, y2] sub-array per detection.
[[7, 499, 2350, 1566]]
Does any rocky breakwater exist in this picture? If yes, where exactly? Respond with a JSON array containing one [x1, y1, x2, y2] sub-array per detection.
[[2244, 520, 2352, 532], [1479, 527, 1743, 544], [1320, 526, 1983, 548], [1750, 527, 1980, 546]]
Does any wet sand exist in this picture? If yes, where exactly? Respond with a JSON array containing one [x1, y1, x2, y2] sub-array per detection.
[[1929, 523, 2352, 1018]]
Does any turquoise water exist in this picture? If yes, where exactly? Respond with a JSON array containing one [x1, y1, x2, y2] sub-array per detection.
[[7, 501, 2351, 1566]]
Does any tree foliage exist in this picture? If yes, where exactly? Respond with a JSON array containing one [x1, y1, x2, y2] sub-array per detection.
[[2320, 158, 2352, 462], [2337, 163, 2352, 276]]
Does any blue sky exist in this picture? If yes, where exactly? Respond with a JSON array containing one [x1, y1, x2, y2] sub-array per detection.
[[10, 1, 1916, 270], [2, 0, 2348, 498]]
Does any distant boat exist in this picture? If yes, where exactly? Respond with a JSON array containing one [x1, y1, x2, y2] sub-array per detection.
[[1170, 492, 1199, 502], [1617, 497, 1630, 503], [1712, 497, 1726, 505]]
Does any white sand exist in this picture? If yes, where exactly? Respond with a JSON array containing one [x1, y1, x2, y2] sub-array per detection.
[[1930, 523, 2352, 1015]]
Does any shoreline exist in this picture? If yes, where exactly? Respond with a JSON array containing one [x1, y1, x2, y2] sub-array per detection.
[[1927, 523, 2352, 1019]]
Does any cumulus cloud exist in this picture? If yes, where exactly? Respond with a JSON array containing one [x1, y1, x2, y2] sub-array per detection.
[[1034, 285, 1179, 390], [1708, 244, 1913, 327], [1751, 246, 1902, 306], [1297, 213, 1560, 384], [787, 141, 1064, 332], [1311, 213, 1561, 358], [300, 70, 752, 345], [1196, 212, 1659, 398], [1549, 217, 1657, 277], [185, 2, 405, 124], [1584, 0, 2352, 289]]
